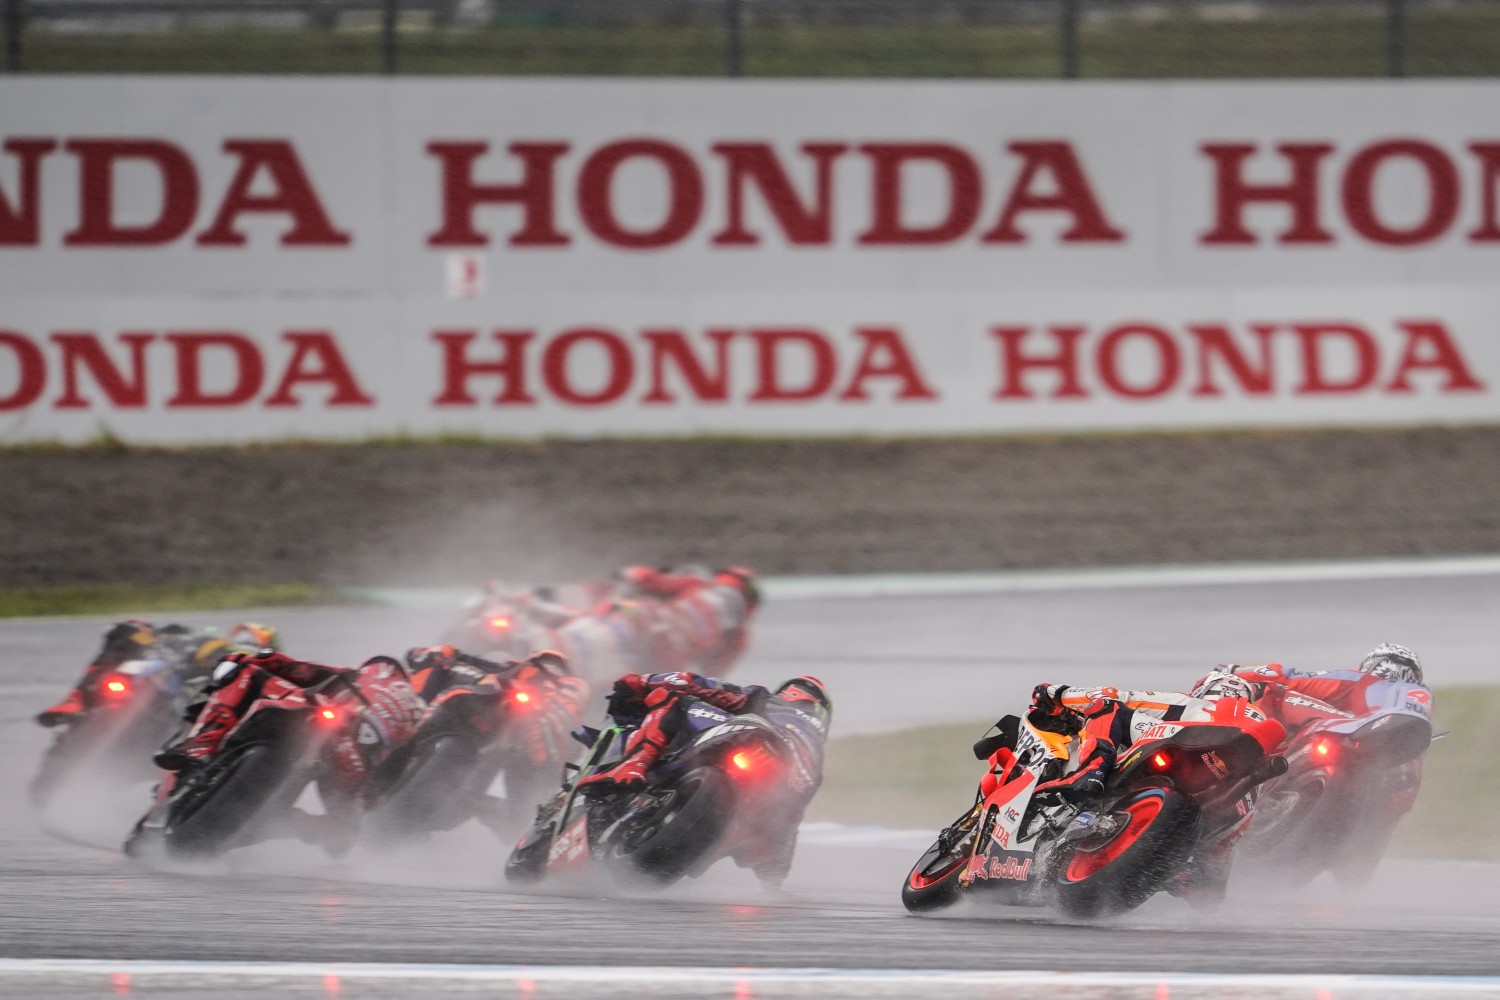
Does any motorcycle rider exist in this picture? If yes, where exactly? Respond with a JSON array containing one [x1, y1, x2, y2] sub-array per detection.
[[35, 619, 281, 727], [151, 648, 423, 853], [469, 566, 761, 683], [1224, 642, 1430, 726], [573, 669, 832, 888], [1008, 671, 1283, 906]]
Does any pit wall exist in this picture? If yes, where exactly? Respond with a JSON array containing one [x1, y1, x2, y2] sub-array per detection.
[[2, 77, 1498, 443]]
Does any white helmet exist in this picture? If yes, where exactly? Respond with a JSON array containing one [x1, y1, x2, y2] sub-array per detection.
[[1190, 668, 1256, 701], [1358, 643, 1423, 683]]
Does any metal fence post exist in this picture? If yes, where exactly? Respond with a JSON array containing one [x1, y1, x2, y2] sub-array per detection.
[[4, 0, 22, 73], [1386, 0, 1406, 78], [727, 0, 744, 77], [381, 0, 398, 74], [1060, 0, 1079, 79]]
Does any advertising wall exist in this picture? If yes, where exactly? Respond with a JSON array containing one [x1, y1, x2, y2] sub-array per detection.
[[2, 78, 1497, 442]]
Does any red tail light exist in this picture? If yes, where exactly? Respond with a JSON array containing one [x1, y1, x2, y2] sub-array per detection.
[[318, 707, 340, 724], [728, 744, 777, 777], [487, 615, 512, 632], [513, 689, 532, 705], [732, 751, 753, 771], [1151, 752, 1171, 770], [101, 675, 131, 699], [1312, 737, 1337, 760]]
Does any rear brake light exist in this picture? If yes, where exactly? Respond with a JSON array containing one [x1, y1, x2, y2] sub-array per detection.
[[732, 751, 753, 771], [319, 707, 339, 723], [1313, 737, 1336, 759], [487, 615, 512, 632], [1151, 752, 1171, 770], [513, 690, 532, 705], [104, 679, 129, 695]]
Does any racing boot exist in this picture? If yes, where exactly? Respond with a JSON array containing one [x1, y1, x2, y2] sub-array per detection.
[[1035, 737, 1116, 801], [576, 697, 675, 797], [152, 668, 257, 770], [35, 688, 87, 727]]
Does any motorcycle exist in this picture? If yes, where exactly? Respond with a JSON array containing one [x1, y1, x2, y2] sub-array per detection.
[[443, 580, 607, 654], [124, 663, 415, 860], [30, 657, 188, 810], [361, 665, 588, 845], [902, 702, 1288, 919], [505, 697, 826, 889], [1240, 679, 1435, 887]]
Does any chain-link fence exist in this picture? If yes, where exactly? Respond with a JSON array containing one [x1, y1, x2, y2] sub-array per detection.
[[4, 0, 1500, 76]]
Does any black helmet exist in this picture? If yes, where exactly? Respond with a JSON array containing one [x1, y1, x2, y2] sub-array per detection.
[[774, 675, 830, 712]]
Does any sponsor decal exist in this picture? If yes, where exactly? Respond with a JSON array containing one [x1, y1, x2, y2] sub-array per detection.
[[1284, 693, 1354, 718], [1200, 751, 1229, 779], [1004, 806, 1022, 823], [992, 825, 1011, 849], [1139, 722, 1179, 741], [986, 856, 1033, 882], [688, 706, 728, 720], [546, 817, 589, 865]]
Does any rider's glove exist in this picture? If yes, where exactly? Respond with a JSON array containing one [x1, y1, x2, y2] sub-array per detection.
[[1030, 683, 1071, 717], [606, 674, 649, 718]]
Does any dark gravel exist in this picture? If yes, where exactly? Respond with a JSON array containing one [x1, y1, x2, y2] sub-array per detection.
[[3, 426, 1499, 589]]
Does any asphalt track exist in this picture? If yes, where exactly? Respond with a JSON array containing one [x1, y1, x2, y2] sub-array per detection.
[[4, 560, 1500, 998]]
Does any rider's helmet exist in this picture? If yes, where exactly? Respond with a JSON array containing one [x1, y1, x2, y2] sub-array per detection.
[[714, 566, 761, 611], [226, 622, 281, 654], [1190, 667, 1257, 701], [98, 619, 156, 663], [1357, 643, 1424, 683], [774, 675, 831, 712]]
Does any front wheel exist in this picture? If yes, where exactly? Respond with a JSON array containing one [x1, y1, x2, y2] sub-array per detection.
[[901, 806, 982, 914], [1054, 787, 1199, 920]]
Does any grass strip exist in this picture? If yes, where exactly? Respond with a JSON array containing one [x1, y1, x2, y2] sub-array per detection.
[[0, 582, 349, 617], [810, 686, 1499, 860], [5, 9, 1500, 77]]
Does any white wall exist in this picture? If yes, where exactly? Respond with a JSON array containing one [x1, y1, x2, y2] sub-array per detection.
[[2, 78, 1497, 442]]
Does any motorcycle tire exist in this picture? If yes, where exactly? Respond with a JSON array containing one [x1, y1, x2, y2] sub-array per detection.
[[505, 821, 554, 884], [164, 743, 296, 858], [901, 807, 984, 914], [1330, 811, 1401, 889], [1054, 786, 1199, 920], [606, 767, 731, 888], [364, 735, 477, 846], [1242, 767, 1330, 858]]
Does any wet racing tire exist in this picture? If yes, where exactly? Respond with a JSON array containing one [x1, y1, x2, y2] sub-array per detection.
[[606, 767, 731, 888], [163, 744, 295, 858], [1054, 787, 1199, 919], [364, 736, 476, 846], [902, 807, 983, 914]]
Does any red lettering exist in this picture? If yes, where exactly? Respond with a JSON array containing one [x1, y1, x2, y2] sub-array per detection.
[[432, 330, 536, 406], [263, 331, 374, 407], [0, 331, 46, 410], [1341, 140, 1459, 247], [52, 332, 153, 408], [577, 140, 703, 249], [1096, 324, 1180, 398], [0, 139, 56, 246], [642, 328, 733, 403], [991, 326, 1088, 399], [1189, 323, 1277, 397], [63, 140, 199, 247], [196, 140, 350, 247], [1291, 323, 1379, 394], [1200, 142, 1335, 245], [857, 143, 981, 245], [542, 328, 633, 405], [1385, 320, 1486, 392], [164, 332, 264, 407], [1467, 143, 1500, 242], [426, 142, 570, 247], [981, 141, 1125, 244], [838, 327, 938, 401], [748, 329, 837, 401], [711, 142, 847, 246]]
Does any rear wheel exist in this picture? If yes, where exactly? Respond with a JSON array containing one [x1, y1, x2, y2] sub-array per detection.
[[605, 767, 731, 887], [1243, 768, 1329, 857], [364, 736, 477, 847], [901, 806, 983, 914], [164, 744, 297, 858], [1054, 787, 1198, 919]]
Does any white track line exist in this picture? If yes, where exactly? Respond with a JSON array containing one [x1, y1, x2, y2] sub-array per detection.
[[342, 555, 1500, 610], [1, 959, 1499, 993]]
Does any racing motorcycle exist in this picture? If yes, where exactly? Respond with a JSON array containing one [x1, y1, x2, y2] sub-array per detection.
[[902, 703, 1288, 919], [443, 580, 607, 654], [504, 697, 826, 889], [30, 657, 188, 810], [1239, 679, 1434, 887], [124, 662, 414, 860], [361, 663, 587, 845]]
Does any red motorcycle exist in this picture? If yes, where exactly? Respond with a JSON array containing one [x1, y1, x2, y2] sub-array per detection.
[[125, 659, 421, 860], [902, 700, 1287, 919]]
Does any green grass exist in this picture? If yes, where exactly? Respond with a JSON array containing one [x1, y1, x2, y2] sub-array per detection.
[[810, 686, 1500, 861], [0, 582, 349, 617], [5, 9, 1500, 77]]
